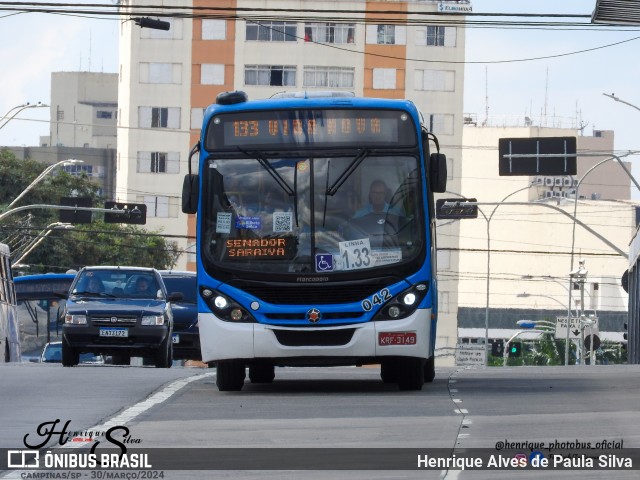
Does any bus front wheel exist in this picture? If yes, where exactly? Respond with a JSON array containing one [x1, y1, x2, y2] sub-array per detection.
[[424, 356, 435, 383], [397, 357, 425, 391], [217, 360, 246, 391]]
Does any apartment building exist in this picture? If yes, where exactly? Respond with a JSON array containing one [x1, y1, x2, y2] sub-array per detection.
[[117, 0, 467, 362], [42, 72, 118, 150]]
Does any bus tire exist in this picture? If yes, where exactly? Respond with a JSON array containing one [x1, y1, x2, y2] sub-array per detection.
[[62, 339, 79, 367], [249, 364, 275, 383], [217, 360, 246, 391], [397, 357, 425, 391], [380, 359, 398, 383], [424, 356, 435, 383]]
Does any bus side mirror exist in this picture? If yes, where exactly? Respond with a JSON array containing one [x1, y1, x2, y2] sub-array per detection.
[[429, 153, 447, 193], [182, 174, 199, 214]]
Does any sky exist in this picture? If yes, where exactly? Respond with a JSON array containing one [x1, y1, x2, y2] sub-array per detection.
[[1, 1, 639, 170]]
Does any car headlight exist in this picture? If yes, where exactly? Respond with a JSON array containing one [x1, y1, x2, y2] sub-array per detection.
[[141, 315, 165, 326], [65, 314, 87, 325], [200, 287, 255, 323], [372, 282, 429, 321]]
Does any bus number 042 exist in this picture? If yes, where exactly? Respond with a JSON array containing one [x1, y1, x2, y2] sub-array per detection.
[[362, 288, 392, 311]]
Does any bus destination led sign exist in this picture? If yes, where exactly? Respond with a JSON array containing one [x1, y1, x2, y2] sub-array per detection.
[[226, 237, 296, 260], [206, 109, 417, 149]]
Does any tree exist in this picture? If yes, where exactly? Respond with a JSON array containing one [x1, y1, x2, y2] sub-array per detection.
[[1, 149, 181, 272]]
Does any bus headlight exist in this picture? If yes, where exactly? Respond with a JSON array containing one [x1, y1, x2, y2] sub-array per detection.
[[372, 282, 429, 321], [200, 287, 255, 323]]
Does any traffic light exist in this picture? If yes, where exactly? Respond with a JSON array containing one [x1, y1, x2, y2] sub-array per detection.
[[508, 342, 522, 358], [104, 201, 147, 224], [491, 340, 504, 356]]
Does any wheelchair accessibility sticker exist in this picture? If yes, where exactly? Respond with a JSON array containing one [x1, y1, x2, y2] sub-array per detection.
[[315, 254, 334, 272]]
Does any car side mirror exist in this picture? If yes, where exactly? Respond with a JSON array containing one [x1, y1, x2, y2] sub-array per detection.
[[167, 292, 184, 302]]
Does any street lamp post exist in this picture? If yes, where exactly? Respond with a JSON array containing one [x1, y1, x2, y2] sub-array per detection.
[[567, 260, 588, 365], [443, 183, 535, 365], [13, 222, 75, 265], [0, 102, 49, 131], [482, 183, 537, 365], [6, 159, 83, 210]]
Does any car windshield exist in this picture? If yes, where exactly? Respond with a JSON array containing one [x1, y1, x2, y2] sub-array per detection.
[[42, 344, 62, 362], [71, 270, 163, 299], [161, 275, 197, 303]]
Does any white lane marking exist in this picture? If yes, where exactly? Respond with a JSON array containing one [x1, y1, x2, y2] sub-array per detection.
[[65, 372, 215, 449]]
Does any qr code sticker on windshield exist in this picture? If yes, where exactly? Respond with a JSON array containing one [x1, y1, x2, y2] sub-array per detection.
[[273, 212, 293, 232]]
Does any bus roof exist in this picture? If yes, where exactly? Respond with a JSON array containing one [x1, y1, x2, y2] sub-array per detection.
[[14, 273, 76, 301]]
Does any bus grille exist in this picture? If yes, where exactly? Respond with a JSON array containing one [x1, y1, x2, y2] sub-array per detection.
[[228, 278, 399, 305], [273, 329, 355, 346]]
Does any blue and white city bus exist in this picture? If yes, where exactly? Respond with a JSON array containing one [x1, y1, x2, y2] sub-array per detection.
[[0, 243, 21, 363], [182, 91, 447, 391]]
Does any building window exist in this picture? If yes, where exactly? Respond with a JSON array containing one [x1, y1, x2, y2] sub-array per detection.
[[366, 25, 406, 45], [244, 65, 296, 86], [143, 195, 170, 218], [246, 21, 297, 42], [428, 114, 455, 135], [191, 108, 205, 129], [303, 66, 354, 88], [377, 25, 395, 44], [96, 111, 113, 119], [201, 64, 225, 85], [63, 164, 94, 177], [372, 68, 396, 90], [202, 19, 226, 40], [304, 23, 355, 44], [140, 63, 181, 84], [137, 152, 180, 174], [414, 69, 455, 92], [139, 107, 180, 129], [423, 26, 456, 47]]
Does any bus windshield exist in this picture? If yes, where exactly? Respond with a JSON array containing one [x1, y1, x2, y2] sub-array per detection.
[[201, 152, 424, 277]]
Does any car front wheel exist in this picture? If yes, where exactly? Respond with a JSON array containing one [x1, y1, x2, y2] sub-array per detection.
[[61, 339, 79, 367], [154, 337, 172, 368]]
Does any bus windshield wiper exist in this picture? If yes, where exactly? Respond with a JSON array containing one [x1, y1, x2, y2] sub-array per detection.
[[238, 148, 295, 197], [326, 149, 370, 196]]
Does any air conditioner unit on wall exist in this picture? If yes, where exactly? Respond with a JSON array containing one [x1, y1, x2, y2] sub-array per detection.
[[563, 177, 572, 187], [545, 177, 554, 186], [554, 178, 562, 186]]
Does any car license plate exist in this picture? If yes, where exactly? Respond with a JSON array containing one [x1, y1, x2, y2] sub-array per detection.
[[378, 332, 416, 346], [99, 327, 128, 338], [172, 334, 180, 344]]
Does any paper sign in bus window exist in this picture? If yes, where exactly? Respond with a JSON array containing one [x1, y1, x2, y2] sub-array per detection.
[[339, 238, 373, 270], [273, 211, 293, 232], [216, 212, 232, 233], [236, 216, 261, 229]]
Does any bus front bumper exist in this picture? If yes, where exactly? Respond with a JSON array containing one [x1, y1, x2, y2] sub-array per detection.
[[198, 309, 433, 364]]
